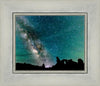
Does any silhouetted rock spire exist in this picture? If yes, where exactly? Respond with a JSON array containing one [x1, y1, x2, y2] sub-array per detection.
[[56, 57, 60, 63]]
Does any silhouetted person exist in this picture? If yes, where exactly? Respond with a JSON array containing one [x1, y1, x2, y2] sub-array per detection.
[[42, 63, 45, 69]]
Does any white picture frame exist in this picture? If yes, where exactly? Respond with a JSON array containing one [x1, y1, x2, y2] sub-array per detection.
[[0, 0, 100, 86]]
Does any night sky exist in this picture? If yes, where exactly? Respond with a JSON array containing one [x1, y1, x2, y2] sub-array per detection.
[[16, 15, 85, 68]]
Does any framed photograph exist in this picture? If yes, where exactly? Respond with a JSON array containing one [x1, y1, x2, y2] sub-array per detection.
[[0, 0, 100, 86], [13, 12, 88, 74]]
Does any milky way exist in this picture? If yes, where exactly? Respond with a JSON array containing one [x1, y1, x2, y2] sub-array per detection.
[[16, 15, 85, 68], [16, 16, 55, 67]]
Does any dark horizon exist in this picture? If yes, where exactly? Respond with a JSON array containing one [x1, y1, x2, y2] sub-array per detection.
[[16, 57, 84, 70]]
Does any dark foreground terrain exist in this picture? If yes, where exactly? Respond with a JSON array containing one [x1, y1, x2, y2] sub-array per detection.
[[16, 57, 84, 70]]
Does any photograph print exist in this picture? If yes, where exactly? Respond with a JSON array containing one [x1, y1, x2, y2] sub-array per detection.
[[13, 13, 87, 73]]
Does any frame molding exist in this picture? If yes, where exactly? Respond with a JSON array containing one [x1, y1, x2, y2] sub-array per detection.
[[0, 0, 100, 86], [12, 12, 88, 74]]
